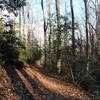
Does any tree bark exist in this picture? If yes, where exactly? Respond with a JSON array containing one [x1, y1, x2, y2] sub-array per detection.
[[83, 0, 89, 72], [55, 0, 61, 68]]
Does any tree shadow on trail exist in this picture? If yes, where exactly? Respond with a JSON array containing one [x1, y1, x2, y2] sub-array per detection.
[[19, 68, 82, 100], [3, 64, 35, 100], [3, 63, 88, 100]]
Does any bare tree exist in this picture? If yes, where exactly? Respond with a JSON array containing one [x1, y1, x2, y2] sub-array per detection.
[[70, 0, 75, 57], [83, 0, 89, 72], [55, 0, 61, 68], [41, 0, 47, 67], [70, 0, 75, 82], [47, 0, 52, 67]]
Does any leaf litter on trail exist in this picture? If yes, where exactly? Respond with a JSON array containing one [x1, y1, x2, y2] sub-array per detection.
[[0, 65, 94, 100]]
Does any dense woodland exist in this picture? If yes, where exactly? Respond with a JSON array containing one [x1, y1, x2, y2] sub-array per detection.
[[0, 0, 100, 99]]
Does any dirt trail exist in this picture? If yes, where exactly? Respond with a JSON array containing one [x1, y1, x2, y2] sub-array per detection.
[[16, 69, 42, 100], [0, 65, 93, 100], [24, 66, 93, 100]]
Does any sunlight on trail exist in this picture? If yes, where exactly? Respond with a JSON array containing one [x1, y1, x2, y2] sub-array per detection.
[[16, 69, 42, 100], [24, 67, 91, 100]]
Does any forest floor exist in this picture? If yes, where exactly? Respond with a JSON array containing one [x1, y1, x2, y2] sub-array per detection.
[[0, 64, 93, 100]]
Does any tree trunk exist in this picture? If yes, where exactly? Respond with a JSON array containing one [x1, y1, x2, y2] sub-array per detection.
[[47, 0, 52, 68], [83, 0, 89, 72], [70, 0, 75, 57], [70, 0, 75, 82], [41, 0, 47, 67], [55, 0, 61, 71]]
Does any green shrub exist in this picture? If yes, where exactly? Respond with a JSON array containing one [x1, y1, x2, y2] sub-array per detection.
[[26, 46, 42, 64], [0, 30, 25, 64], [95, 91, 100, 100]]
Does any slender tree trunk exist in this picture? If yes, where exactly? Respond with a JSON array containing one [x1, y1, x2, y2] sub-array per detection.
[[70, 0, 75, 82], [55, 0, 61, 72], [41, 0, 47, 67], [0, 8, 2, 19], [19, 8, 22, 38], [47, 0, 52, 68], [22, 5, 25, 39], [70, 0, 75, 57], [83, 0, 89, 72]]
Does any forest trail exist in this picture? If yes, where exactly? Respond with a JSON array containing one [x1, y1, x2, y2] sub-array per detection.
[[0, 65, 93, 100], [22, 65, 92, 100]]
